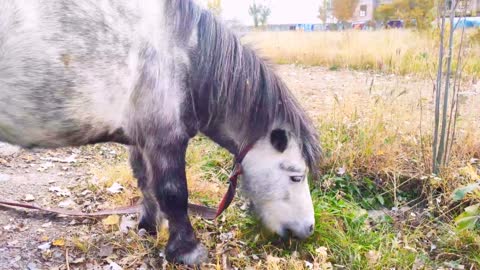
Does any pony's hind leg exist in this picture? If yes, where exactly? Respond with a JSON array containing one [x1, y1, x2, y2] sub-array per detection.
[[142, 135, 207, 265], [129, 146, 163, 235]]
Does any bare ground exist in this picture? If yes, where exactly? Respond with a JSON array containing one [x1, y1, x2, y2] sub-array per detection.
[[0, 65, 479, 270]]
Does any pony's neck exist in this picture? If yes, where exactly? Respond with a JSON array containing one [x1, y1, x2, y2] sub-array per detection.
[[200, 119, 247, 157], [182, 3, 286, 156]]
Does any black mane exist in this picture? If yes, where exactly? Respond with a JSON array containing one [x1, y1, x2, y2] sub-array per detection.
[[165, 0, 321, 174]]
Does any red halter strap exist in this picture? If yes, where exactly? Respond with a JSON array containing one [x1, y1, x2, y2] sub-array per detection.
[[215, 144, 253, 218]]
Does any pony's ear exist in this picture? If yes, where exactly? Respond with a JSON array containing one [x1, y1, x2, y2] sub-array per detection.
[[270, 129, 288, 153]]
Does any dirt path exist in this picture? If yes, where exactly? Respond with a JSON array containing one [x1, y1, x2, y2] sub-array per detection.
[[0, 142, 77, 269], [0, 65, 478, 270], [0, 143, 125, 270]]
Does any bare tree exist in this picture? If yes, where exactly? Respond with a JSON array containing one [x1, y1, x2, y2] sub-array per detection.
[[432, 0, 467, 173], [249, 2, 271, 28], [318, 0, 329, 24]]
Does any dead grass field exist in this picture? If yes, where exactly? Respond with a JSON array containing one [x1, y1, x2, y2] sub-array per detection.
[[242, 30, 480, 78]]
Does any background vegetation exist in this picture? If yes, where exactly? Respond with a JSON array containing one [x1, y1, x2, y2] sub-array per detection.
[[242, 29, 480, 78]]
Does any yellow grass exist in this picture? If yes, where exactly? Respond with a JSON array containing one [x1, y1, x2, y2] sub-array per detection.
[[242, 29, 480, 77]]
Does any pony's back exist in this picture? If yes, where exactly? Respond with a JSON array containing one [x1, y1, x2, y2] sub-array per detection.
[[0, 0, 175, 147]]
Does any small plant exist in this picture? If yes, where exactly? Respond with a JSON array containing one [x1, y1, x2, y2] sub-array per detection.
[[452, 182, 480, 231], [455, 203, 480, 231]]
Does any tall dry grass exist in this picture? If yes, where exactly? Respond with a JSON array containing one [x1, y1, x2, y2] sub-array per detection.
[[242, 29, 480, 77]]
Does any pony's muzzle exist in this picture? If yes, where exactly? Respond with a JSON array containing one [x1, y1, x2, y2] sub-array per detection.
[[282, 223, 314, 240]]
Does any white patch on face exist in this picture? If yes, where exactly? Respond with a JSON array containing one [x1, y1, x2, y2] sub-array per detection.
[[241, 131, 315, 239]]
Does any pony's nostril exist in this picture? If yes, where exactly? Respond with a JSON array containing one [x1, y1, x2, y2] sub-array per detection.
[[308, 224, 314, 233], [281, 226, 294, 239]]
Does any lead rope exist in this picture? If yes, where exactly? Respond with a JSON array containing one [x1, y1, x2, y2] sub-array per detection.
[[215, 143, 253, 218], [0, 200, 217, 220]]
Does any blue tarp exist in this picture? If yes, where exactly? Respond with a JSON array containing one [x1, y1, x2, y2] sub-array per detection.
[[296, 24, 315, 31], [453, 17, 480, 29]]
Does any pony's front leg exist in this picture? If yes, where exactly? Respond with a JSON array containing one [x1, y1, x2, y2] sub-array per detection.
[[129, 146, 163, 235], [143, 136, 207, 265]]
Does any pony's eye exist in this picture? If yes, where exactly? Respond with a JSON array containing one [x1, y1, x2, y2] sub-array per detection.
[[290, 176, 303, 183]]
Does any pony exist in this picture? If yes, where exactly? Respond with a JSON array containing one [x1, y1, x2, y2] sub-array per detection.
[[0, 0, 321, 265]]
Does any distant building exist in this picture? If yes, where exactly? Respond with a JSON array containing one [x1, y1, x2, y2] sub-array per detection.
[[348, 0, 378, 29], [261, 23, 323, 31], [237, 0, 480, 32], [454, 0, 480, 16], [320, 0, 377, 28], [351, 0, 377, 27]]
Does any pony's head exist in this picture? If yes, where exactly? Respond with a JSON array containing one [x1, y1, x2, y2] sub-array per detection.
[[185, 4, 321, 240], [241, 128, 315, 239]]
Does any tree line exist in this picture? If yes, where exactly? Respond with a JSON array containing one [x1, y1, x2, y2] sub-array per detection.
[[206, 0, 272, 28], [318, 0, 436, 29], [206, 0, 439, 29]]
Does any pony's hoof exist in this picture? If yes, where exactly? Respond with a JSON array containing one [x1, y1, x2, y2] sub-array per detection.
[[167, 243, 208, 265], [138, 219, 157, 236]]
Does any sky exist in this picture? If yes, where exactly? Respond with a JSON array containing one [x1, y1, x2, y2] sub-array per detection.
[[198, 0, 322, 26]]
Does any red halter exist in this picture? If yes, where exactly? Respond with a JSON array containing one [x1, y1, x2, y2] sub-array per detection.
[[215, 144, 253, 218]]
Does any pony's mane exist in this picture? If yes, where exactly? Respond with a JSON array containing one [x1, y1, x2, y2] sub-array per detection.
[[165, 0, 321, 174]]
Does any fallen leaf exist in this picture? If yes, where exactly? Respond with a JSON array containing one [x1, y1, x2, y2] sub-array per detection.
[[48, 186, 71, 197], [52, 238, 65, 247], [106, 182, 124, 194], [38, 242, 51, 251], [8, 240, 19, 247], [80, 190, 92, 197], [219, 231, 234, 242], [316, 246, 328, 258], [103, 262, 122, 270], [366, 250, 381, 265], [3, 224, 14, 231], [23, 194, 35, 202], [119, 215, 136, 234], [37, 162, 55, 172], [103, 215, 120, 226], [27, 262, 38, 270], [41, 222, 52, 228], [266, 255, 283, 264], [41, 154, 77, 163], [443, 260, 465, 269], [99, 245, 114, 258], [58, 199, 75, 208], [336, 166, 346, 176], [71, 257, 86, 264]]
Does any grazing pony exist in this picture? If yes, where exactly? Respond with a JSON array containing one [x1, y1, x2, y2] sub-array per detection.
[[0, 0, 321, 265]]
